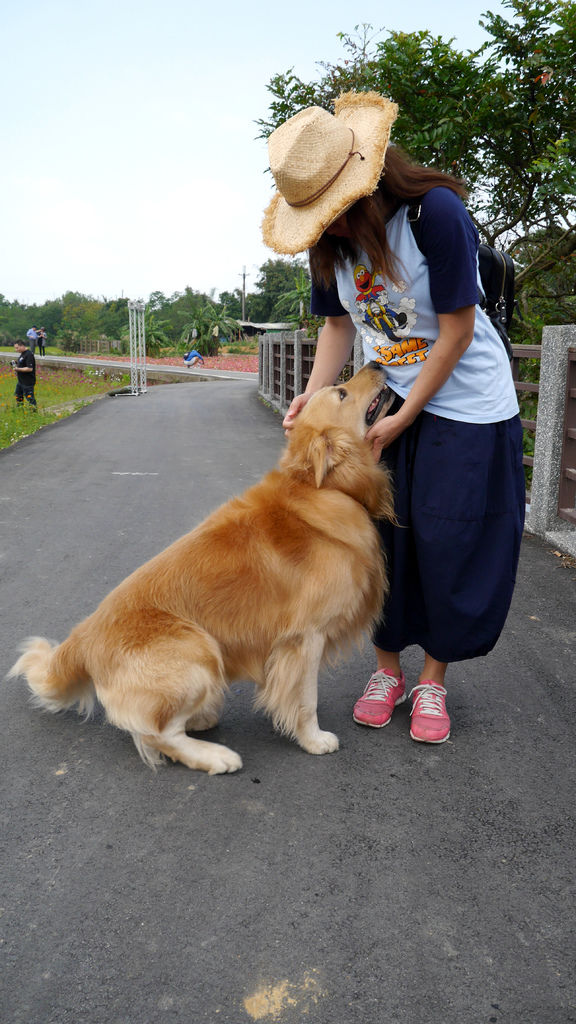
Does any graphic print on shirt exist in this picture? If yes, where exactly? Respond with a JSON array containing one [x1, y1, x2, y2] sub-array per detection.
[[346, 261, 429, 366]]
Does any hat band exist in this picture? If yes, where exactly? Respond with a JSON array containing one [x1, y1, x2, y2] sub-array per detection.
[[286, 129, 365, 209]]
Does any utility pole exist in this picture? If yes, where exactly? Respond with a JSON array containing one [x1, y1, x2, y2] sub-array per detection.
[[239, 266, 249, 320]]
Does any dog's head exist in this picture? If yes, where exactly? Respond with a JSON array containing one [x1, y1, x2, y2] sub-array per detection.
[[280, 362, 395, 519]]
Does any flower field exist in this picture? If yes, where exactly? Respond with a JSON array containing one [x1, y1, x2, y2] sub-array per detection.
[[153, 354, 259, 373], [88, 353, 259, 373], [0, 364, 129, 450]]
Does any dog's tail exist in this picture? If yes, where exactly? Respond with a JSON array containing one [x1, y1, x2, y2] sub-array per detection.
[[8, 635, 95, 717]]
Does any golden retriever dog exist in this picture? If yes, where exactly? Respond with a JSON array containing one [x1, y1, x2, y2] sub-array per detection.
[[9, 362, 395, 775]]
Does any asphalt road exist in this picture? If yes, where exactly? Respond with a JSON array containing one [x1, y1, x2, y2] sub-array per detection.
[[1, 380, 575, 1024]]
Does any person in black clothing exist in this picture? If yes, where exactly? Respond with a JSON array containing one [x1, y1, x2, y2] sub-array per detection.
[[37, 327, 47, 356], [12, 340, 37, 408]]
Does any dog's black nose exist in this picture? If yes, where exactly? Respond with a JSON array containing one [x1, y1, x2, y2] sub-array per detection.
[[366, 360, 387, 376]]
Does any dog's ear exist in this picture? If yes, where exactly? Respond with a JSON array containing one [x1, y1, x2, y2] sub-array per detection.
[[308, 430, 364, 488], [281, 424, 344, 487], [308, 433, 336, 488]]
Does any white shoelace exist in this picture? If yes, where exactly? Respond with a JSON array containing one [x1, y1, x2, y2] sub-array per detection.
[[362, 671, 402, 702], [409, 683, 448, 717]]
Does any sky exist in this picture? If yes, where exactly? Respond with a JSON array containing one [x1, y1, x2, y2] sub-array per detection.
[[1, 0, 508, 307]]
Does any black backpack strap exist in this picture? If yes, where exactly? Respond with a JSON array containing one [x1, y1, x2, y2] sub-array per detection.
[[408, 194, 485, 306], [407, 199, 423, 249]]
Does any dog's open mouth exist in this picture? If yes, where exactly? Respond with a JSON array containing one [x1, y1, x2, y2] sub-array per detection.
[[365, 387, 391, 426]]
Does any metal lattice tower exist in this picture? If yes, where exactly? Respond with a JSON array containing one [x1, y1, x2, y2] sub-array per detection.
[[127, 301, 147, 395]]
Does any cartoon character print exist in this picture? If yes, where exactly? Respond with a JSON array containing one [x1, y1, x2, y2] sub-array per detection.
[[354, 263, 418, 342], [354, 264, 384, 302]]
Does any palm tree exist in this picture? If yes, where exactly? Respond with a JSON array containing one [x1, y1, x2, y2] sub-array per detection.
[[144, 310, 172, 355], [180, 300, 240, 356], [271, 267, 311, 328]]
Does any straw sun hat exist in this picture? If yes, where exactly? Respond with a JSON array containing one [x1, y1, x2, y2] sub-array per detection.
[[261, 91, 398, 256]]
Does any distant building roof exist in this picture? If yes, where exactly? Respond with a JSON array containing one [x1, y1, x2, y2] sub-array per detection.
[[237, 320, 294, 334]]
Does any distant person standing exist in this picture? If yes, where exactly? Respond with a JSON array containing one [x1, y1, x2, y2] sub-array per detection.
[[26, 326, 38, 353], [12, 340, 37, 408], [37, 327, 47, 356]]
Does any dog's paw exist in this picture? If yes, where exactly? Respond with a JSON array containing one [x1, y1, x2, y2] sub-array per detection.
[[207, 745, 243, 775], [299, 730, 340, 755]]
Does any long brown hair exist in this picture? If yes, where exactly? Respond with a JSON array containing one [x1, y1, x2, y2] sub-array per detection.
[[309, 145, 468, 288]]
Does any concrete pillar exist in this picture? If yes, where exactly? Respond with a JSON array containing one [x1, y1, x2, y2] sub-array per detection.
[[527, 324, 576, 556]]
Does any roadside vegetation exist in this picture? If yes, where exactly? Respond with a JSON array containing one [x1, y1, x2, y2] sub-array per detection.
[[0, 363, 129, 450]]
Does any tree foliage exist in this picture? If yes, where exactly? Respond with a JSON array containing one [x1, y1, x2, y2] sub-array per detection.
[[245, 258, 306, 323], [0, 264, 314, 351], [179, 299, 241, 356], [257, 0, 576, 340]]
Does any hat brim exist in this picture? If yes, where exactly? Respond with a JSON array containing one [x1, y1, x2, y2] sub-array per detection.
[[262, 92, 398, 256]]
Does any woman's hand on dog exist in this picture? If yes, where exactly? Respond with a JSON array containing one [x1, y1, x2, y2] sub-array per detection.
[[366, 411, 409, 461], [283, 392, 313, 433]]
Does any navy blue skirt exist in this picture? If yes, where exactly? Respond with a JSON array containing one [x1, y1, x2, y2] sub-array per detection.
[[373, 406, 526, 662]]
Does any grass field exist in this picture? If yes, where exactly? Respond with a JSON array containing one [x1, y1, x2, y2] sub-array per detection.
[[0, 363, 129, 450]]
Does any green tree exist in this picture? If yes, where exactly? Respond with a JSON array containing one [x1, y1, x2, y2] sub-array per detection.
[[257, 0, 576, 340], [147, 291, 169, 312], [59, 292, 102, 351], [218, 289, 243, 320], [162, 287, 209, 346], [97, 298, 129, 343], [271, 266, 314, 329], [144, 309, 172, 355], [246, 258, 306, 323], [180, 300, 240, 356], [0, 295, 26, 342], [35, 300, 64, 343]]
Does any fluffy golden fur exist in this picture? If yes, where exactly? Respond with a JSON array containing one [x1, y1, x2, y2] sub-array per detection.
[[9, 363, 395, 775]]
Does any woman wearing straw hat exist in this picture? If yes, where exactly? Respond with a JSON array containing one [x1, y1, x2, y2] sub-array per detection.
[[262, 92, 525, 744]]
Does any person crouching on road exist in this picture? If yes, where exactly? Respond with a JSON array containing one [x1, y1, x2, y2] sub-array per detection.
[[183, 349, 205, 367]]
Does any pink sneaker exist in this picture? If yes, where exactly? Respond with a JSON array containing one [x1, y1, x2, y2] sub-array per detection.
[[353, 669, 406, 728], [409, 682, 451, 743]]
